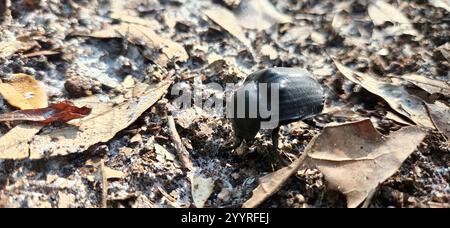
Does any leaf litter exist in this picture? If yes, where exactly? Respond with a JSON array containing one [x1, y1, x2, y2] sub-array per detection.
[[0, 0, 448, 208]]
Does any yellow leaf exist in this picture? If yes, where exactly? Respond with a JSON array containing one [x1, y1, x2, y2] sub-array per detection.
[[0, 74, 48, 110]]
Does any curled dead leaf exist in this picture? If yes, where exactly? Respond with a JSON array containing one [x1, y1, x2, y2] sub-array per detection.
[[0, 101, 92, 124], [333, 60, 435, 129], [0, 81, 171, 160], [303, 120, 427, 208], [243, 120, 427, 208]]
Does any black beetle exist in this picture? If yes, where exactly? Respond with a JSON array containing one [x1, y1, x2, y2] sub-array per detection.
[[223, 68, 325, 153]]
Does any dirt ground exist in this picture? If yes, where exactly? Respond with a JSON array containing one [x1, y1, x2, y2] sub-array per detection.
[[0, 0, 448, 208]]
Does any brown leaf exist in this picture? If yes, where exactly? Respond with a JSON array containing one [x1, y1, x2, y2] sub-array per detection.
[[123, 24, 188, 65], [303, 120, 427, 208], [0, 39, 37, 59], [235, 0, 292, 31], [104, 167, 126, 180], [85, 24, 188, 66], [401, 74, 450, 97], [243, 120, 427, 208], [386, 111, 412, 126], [368, 0, 419, 37], [242, 156, 306, 208], [154, 143, 176, 163], [83, 24, 123, 39], [0, 81, 170, 160], [0, 124, 43, 160], [205, 6, 252, 49], [0, 101, 92, 124], [110, 12, 162, 31], [0, 73, 48, 110], [426, 101, 450, 140], [27, 81, 171, 159], [58, 191, 74, 208], [190, 172, 215, 208], [259, 44, 278, 60], [280, 26, 313, 45], [334, 61, 435, 129]]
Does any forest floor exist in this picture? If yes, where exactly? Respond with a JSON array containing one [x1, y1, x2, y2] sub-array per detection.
[[0, 0, 448, 208]]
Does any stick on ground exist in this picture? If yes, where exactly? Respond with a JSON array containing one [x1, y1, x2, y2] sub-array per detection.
[[167, 116, 193, 171]]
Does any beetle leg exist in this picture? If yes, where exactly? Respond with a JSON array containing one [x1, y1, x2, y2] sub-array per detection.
[[271, 126, 280, 154], [303, 118, 319, 128], [220, 136, 243, 152]]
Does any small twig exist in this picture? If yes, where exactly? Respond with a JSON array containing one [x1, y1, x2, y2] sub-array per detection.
[[100, 160, 108, 208], [167, 116, 193, 171], [155, 184, 177, 203]]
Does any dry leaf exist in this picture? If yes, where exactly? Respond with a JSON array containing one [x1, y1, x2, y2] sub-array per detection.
[[172, 107, 199, 129], [235, 0, 292, 30], [205, 6, 252, 49], [0, 124, 43, 160], [154, 143, 176, 163], [401, 74, 450, 97], [429, 0, 450, 12], [331, 13, 345, 34], [110, 12, 162, 30], [191, 173, 215, 208], [24, 49, 60, 58], [260, 44, 278, 60], [303, 120, 427, 208], [368, 0, 419, 37], [243, 120, 427, 208], [58, 191, 75, 208], [119, 24, 188, 66], [334, 61, 435, 129], [280, 26, 313, 45], [104, 167, 126, 179], [311, 31, 327, 45], [386, 111, 412, 126], [0, 74, 48, 110], [426, 101, 450, 139], [83, 24, 123, 39], [17, 81, 172, 159], [81, 24, 188, 66], [0, 39, 37, 59], [242, 156, 306, 208]]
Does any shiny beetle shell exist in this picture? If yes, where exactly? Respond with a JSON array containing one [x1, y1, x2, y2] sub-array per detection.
[[229, 68, 324, 140]]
